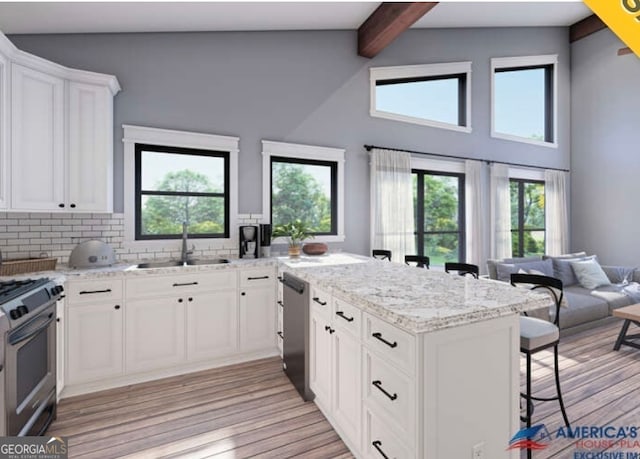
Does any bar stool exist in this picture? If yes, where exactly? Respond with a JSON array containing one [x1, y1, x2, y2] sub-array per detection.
[[510, 273, 571, 459], [372, 249, 392, 261], [404, 255, 430, 268], [444, 262, 479, 278]]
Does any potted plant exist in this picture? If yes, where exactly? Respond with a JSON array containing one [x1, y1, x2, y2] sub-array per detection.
[[272, 220, 313, 258]]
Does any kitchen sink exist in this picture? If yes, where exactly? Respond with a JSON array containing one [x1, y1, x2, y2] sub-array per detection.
[[135, 259, 230, 269]]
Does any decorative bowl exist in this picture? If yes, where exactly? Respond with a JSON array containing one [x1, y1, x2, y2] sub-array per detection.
[[302, 242, 328, 256]]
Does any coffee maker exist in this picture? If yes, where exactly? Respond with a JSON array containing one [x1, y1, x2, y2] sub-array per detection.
[[239, 225, 258, 259]]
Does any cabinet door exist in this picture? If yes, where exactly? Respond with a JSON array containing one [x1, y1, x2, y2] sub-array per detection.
[[126, 297, 185, 373], [67, 82, 113, 212], [309, 311, 332, 407], [11, 64, 64, 210], [0, 52, 8, 209], [333, 328, 362, 451], [66, 302, 123, 385], [55, 296, 65, 400], [187, 290, 238, 362], [239, 286, 276, 352]]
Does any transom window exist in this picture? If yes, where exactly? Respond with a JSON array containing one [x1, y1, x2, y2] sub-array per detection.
[[370, 62, 472, 133], [271, 157, 337, 235], [412, 170, 465, 265], [135, 144, 229, 240], [491, 55, 557, 147], [510, 179, 545, 257]]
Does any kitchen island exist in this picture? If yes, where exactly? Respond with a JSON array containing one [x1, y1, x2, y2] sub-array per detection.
[[281, 257, 550, 459]]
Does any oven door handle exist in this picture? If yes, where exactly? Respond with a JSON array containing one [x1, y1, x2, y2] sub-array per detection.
[[8, 312, 54, 346]]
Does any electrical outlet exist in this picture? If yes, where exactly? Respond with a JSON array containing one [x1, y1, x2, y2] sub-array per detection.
[[472, 442, 485, 459]]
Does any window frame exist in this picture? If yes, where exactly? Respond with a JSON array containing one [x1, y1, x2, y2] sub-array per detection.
[[123, 125, 238, 249], [370, 62, 472, 133], [262, 140, 345, 243], [510, 178, 546, 258], [491, 54, 558, 148], [134, 143, 230, 240], [412, 164, 466, 265]]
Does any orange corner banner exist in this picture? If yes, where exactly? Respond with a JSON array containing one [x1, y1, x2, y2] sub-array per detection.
[[583, 0, 640, 57]]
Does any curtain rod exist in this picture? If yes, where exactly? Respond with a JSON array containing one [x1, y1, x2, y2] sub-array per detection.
[[363, 144, 570, 173]]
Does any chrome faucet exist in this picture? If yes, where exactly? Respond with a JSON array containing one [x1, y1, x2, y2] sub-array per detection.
[[181, 222, 193, 264]]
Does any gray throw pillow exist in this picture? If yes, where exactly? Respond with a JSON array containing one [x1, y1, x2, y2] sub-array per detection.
[[551, 255, 597, 286], [496, 259, 554, 282], [571, 259, 611, 290]]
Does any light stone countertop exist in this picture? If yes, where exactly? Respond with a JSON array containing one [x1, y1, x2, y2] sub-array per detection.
[[1, 252, 549, 334]]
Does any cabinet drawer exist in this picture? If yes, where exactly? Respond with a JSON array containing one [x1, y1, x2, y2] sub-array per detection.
[[67, 278, 123, 304], [240, 268, 275, 287], [310, 285, 331, 317], [365, 408, 413, 459], [127, 270, 238, 298], [364, 350, 415, 441], [364, 313, 415, 375], [332, 297, 361, 337]]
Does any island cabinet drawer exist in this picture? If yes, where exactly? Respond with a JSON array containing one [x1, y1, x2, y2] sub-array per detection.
[[310, 285, 331, 316], [364, 350, 416, 442], [239, 268, 275, 287], [364, 313, 416, 375], [126, 271, 238, 298], [332, 297, 361, 337], [67, 278, 123, 304], [364, 408, 414, 459]]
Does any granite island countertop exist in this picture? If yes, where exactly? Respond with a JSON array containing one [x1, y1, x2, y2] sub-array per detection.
[[283, 259, 551, 334]]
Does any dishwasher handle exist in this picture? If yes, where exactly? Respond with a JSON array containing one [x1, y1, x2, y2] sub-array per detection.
[[282, 274, 306, 295]]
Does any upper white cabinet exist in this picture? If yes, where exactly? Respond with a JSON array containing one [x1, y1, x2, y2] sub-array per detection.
[[0, 31, 120, 213]]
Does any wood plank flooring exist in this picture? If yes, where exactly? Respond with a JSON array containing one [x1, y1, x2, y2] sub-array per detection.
[[50, 319, 640, 458], [49, 358, 352, 458]]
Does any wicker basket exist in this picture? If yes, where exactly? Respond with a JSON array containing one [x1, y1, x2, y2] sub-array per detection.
[[0, 257, 58, 276]]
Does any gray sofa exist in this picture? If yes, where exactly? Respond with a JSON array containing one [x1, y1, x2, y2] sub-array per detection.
[[487, 254, 640, 335]]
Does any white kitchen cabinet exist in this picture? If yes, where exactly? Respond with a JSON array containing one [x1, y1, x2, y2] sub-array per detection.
[[239, 285, 276, 352], [10, 63, 65, 210], [187, 290, 238, 362], [310, 307, 333, 407], [0, 50, 8, 209], [332, 324, 361, 449], [125, 296, 186, 373], [67, 81, 114, 212], [66, 301, 123, 385], [55, 294, 65, 400]]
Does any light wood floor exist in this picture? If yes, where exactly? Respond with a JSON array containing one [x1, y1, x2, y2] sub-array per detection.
[[49, 358, 353, 458], [50, 319, 640, 458]]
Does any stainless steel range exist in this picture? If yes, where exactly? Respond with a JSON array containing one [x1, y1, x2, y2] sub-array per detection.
[[0, 278, 63, 436]]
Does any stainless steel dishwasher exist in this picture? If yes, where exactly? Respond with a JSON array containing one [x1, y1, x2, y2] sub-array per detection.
[[282, 272, 314, 401]]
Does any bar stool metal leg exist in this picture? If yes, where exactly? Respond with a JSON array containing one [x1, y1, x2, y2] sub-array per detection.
[[553, 344, 572, 432]]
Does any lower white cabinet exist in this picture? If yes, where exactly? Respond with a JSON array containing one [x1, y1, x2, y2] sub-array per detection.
[[187, 290, 238, 361], [66, 301, 123, 385], [125, 297, 186, 373], [332, 325, 361, 447], [239, 284, 276, 352], [310, 308, 333, 405]]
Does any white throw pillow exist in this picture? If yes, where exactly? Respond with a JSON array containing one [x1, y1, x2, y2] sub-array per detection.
[[570, 259, 611, 290]]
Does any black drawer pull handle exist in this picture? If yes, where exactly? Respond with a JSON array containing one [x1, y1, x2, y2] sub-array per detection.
[[372, 380, 397, 401], [336, 311, 354, 322], [372, 332, 397, 348], [173, 282, 198, 287], [248, 276, 269, 280], [312, 297, 327, 306], [277, 300, 284, 307], [79, 289, 112, 295], [277, 331, 284, 338], [372, 440, 389, 459]]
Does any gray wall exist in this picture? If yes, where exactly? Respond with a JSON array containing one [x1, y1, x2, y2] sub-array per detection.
[[570, 29, 640, 265], [9, 28, 571, 256]]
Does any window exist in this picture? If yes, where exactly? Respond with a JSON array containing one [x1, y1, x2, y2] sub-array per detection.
[[135, 144, 229, 240], [271, 157, 337, 235], [412, 169, 465, 265], [510, 179, 545, 257], [491, 55, 557, 147], [370, 62, 472, 132], [123, 125, 238, 247], [262, 141, 345, 242]]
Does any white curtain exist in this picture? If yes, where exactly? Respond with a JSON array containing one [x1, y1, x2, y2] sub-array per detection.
[[465, 160, 486, 266], [370, 148, 415, 262], [490, 163, 512, 259], [545, 169, 569, 256]]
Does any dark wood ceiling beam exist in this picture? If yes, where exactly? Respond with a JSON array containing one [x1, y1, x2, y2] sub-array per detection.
[[358, 2, 438, 58], [569, 13, 607, 43]]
